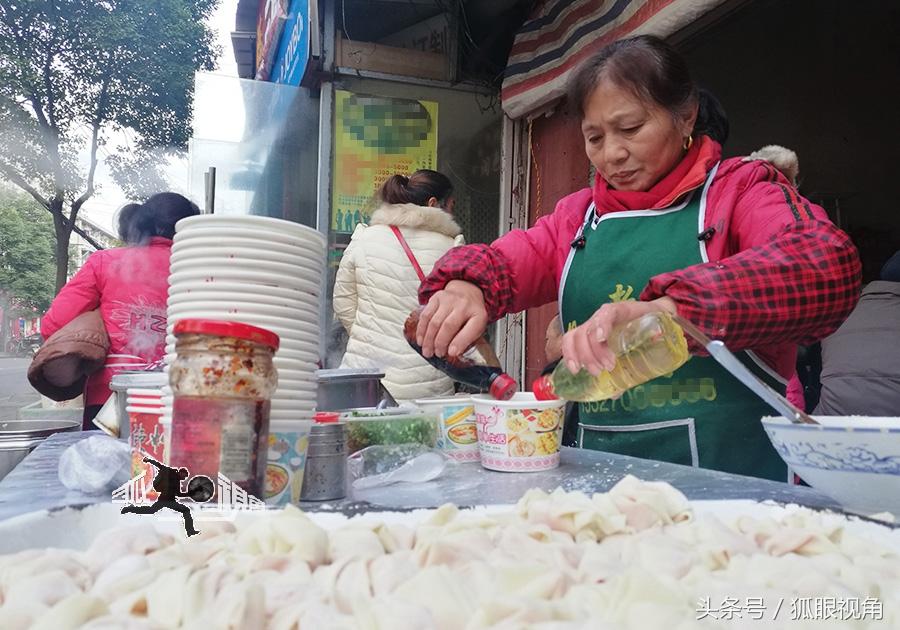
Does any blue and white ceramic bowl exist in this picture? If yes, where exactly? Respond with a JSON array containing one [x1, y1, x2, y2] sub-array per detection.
[[761, 416, 900, 516]]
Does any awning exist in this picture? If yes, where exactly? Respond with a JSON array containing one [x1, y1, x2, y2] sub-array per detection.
[[501, 0, 727, 119]]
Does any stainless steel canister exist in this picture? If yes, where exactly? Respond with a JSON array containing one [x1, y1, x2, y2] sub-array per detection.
[[108, 371, 167, 439], [315, 369, 397, 412], [300, 423, 347, 501]]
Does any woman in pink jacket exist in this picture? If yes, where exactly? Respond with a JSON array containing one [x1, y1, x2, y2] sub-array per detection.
[[416, 36, 861, 481], [42, 193, 200, 428]]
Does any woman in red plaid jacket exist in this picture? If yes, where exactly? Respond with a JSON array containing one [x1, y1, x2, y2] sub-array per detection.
[[415, 36, 860, 481]]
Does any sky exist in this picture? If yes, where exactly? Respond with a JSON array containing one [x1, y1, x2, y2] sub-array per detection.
[[80, 0, 241, 235]]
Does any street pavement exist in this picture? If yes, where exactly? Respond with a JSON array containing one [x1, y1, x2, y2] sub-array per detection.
[[0, 356, 40, 421]]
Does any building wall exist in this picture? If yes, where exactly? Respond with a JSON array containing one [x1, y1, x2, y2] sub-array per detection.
[[337, 77, 504, 248], [524, 106, 590, 388], [323, 77, 505, 365], [681, 0, 900, 280], [521, 0, 900, 380]]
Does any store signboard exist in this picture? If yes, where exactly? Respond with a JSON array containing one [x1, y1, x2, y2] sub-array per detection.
[[331, 90, 439, 234], [256, 0, 288, 81], [379, 13, 451, 54], [271, 0, 311, 85]]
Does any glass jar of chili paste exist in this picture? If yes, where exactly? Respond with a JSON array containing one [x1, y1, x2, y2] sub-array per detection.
[[169, 319, 279, 499]]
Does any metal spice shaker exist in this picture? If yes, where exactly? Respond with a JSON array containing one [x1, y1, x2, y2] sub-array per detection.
[[300, 422, 347, 501]]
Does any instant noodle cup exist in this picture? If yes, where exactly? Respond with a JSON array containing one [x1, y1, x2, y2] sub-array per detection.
[[472, 393, 565, 472], [413, 395, 479, 462], [126, 388, 164, 407], [126, 404, 167, 499], [265, 420, 311, 506]]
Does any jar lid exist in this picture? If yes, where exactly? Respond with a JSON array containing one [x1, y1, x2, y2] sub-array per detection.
[[172, 319, 280, 350], [314, 411, 340, 423]]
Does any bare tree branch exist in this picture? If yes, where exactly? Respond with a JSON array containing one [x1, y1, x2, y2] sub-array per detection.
[[72, 79, 107, 212], [0, 162, 51, 209], [0, 163, 105, 251], [71, 223, 104, 250], [28, 93, 65, 192], [32, 33, 64, 193], [28, 95, 50, 138], [43, 41, 57, 131]]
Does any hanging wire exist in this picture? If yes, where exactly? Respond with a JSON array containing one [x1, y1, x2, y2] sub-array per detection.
[[443, 160, 500, 196], [340, 0, 374, 64], [454, 0, 479, 50], [341, 0, 353, 42], [527, 118, 542, 218]]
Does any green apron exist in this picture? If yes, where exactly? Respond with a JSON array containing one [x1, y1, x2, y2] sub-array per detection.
[[559, 165, 788, 481]]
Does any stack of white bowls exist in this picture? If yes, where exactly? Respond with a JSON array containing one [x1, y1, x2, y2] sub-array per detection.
[[162, 215, 325, 424]]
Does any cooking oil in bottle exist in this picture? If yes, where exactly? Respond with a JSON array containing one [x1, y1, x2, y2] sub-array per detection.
[[533, 311, 690, 402]]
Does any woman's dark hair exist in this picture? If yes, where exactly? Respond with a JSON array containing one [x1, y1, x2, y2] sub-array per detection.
[[115, 203, 142, 244], [567, 35, 729, 144], [379, 169, 454, 207], [132, 192, 201, 241]]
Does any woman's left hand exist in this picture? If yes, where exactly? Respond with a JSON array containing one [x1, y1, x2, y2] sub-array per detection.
[[561, 297, 678, 376]]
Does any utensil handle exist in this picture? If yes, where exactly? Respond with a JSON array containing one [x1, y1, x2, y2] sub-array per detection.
[[706, 341, 817, 424], [673, 315, 816, 425]]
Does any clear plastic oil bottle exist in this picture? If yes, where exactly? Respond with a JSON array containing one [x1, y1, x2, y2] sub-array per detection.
[[532, 311, 690, 402]]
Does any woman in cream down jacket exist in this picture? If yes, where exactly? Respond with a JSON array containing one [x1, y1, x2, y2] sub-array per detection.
[[333, 170, 464, 400]]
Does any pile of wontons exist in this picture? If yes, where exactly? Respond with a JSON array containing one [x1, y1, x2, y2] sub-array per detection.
[[0, 476, 897, 629]]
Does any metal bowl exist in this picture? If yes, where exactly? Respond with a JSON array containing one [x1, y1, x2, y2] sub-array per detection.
[[0, 418, 81, 482]]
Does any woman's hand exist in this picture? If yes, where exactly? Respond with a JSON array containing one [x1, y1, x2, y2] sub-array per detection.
[[561, 297, 677, 375], [545, 315, 564, 363], [416, 280, 488, 358]]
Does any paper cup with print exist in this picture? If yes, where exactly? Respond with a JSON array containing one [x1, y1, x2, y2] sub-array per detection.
[[126, 405, 167, 499], [472, 393, 565, 472], [265, 420, 312, 506], [414, 396, 479, 462]]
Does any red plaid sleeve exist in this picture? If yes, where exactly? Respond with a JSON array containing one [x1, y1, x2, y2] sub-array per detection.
[[419, 244, 514, 321], [641, 221, 861, 352]]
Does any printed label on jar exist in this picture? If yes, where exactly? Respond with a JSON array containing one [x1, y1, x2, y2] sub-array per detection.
[[220, 421, 254, 482], [170, 398, 223, 482], [170, 396, 269, 496]]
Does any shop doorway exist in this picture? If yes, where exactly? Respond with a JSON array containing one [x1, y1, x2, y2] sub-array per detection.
[[520, 0, 899, 382]]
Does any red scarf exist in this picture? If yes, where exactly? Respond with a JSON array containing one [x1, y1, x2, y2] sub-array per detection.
[[592, 136, 723, 216]]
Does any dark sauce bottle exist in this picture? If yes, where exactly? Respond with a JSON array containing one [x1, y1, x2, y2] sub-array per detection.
[[404, 308, 518, 400]]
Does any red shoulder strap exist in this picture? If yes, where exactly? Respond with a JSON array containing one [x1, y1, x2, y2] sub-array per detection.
[[390, 226, 426, 282]]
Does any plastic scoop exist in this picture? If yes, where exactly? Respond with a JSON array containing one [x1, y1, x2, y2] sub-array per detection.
[[674, 316, 818, 425], [352, 451, 447, 490]]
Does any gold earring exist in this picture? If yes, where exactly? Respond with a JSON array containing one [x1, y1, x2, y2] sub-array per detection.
[[683, 134, 694, 151]]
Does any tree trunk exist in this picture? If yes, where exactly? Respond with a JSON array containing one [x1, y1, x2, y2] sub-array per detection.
[[0, 292, 10, 354], [51, 199, 71, 292]]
